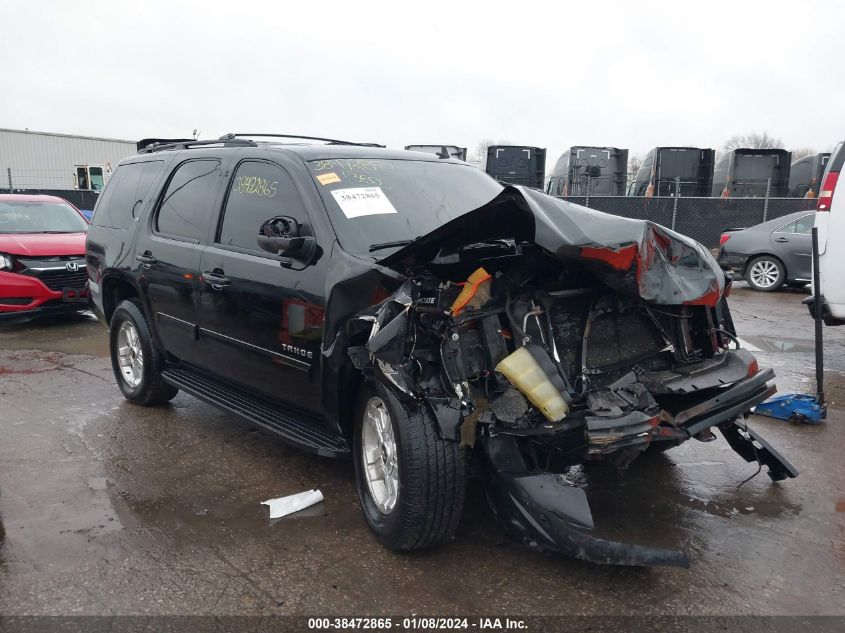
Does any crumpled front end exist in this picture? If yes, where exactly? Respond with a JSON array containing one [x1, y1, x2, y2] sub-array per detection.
[[346, 187, 798, 567]]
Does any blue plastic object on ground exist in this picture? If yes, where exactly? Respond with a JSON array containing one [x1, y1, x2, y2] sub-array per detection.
[[754, 393, 826, 425]]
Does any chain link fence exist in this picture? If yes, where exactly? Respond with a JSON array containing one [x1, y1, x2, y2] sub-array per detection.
[[558, 194, 816, 248], [3, 167, 80, 190], [0, 187, 100, 211]]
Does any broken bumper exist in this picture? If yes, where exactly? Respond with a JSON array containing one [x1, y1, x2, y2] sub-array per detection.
[[484, 435, 690, 567], [483, 363, 797, 567], [669, 365, 777, 437], [489, 470, 690, 568]]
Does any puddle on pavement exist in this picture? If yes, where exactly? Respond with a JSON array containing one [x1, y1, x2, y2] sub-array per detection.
[[568, 445, 801, 514], [823, 373, 845, 406], [0, 351, 63, 375], [0, 312, 108, 356], [741, 335, 816, 354], [81, 397, 360, 541]]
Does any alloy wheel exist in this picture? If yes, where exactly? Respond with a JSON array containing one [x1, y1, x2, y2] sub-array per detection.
[[361, 397, 399, 514], [749, 260, 780, 289], [116, 321, 144, 388]]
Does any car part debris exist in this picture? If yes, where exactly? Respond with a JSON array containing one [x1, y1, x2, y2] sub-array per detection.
[[483, 435, 689, 567], [719, 420, 799, 482], [262, 489, 324, 519]]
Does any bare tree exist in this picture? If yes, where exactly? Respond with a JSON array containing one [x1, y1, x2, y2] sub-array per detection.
[[470, 138, 512, 163], [790, 147, 816, 160], [723, 131, 784, 151], [628, 153, 643, 175], [471, 139, 494, 163]]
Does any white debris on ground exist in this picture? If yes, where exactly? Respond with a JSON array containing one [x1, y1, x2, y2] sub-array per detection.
[[262, 489, 324, 519]]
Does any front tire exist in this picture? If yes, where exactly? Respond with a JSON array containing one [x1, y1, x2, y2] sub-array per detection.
[[109, 299, 179, 406], [353, 381, 466, 551], [745, 256, 785, 292]]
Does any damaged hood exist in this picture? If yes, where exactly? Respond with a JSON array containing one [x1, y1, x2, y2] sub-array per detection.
[[377, 186, 725, 306]]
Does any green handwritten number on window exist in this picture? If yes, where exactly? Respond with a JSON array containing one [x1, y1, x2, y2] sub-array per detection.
[[233, 175, 278, 197]]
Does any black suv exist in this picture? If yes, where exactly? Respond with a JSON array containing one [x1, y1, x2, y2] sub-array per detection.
[[86, 134, 797, 567]]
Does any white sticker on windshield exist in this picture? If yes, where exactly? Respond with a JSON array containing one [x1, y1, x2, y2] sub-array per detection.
[[330, 187, 397, 219]]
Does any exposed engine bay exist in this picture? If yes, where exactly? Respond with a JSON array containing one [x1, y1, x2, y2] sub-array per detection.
[[346, 187, 798, 567]]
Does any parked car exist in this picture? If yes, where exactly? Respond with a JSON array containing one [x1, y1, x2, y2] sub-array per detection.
[[718, 211, 815, 291], [86, 135, 797, 568], [807, 141, 845, 325], [0, 194, 90, 319]]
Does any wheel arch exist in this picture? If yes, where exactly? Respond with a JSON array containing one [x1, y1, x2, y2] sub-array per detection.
[[337, 357, 365, 440], [101, 273, 144, 325]]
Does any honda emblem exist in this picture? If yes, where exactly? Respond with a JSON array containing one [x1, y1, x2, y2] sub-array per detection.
[[65, 261, 79, 272]]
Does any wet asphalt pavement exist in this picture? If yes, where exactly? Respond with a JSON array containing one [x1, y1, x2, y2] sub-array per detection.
[[0, 285, 843, 616]]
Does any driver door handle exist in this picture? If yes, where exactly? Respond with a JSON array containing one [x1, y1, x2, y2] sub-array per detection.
[[774, 237, 790, 243], [136, 252, 157, 267], [202, 271, 231, 288]]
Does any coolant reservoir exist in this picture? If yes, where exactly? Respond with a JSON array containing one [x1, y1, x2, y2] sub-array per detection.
[[495, 346, 569, 422]]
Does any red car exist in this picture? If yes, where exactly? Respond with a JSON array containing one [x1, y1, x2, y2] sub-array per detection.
[[0, 194, 90, 319]]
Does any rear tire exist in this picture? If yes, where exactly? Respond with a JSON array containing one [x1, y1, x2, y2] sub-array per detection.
[[353, 380, 466, 550], [745, 256, 785, 292], [109, 299, 179, 406]]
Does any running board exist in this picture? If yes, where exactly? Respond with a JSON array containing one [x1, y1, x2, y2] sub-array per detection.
[[161, 365, 350, 457]]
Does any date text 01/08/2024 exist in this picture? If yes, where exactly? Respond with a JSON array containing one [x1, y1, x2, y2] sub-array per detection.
[[306, 617, 528, 630]]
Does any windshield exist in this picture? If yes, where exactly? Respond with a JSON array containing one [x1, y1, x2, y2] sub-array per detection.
[[308, 159, 503, 258], [0, 200, 88, 233]]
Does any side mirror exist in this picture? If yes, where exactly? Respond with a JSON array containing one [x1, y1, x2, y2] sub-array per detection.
[[257, 216, 316, 268]]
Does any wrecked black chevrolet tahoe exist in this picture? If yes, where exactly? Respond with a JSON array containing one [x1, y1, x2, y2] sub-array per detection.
[[86, 135, 798, 567]]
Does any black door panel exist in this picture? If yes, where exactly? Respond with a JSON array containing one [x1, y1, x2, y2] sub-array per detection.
[[139, 237, 203, 362], [197, 247, 326, 414]]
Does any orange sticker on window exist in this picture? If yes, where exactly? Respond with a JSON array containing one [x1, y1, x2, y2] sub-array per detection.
[[316, 172, 341, 186]]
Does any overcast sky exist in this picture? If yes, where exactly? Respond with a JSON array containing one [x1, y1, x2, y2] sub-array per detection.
[[2, 0, 842, 169]]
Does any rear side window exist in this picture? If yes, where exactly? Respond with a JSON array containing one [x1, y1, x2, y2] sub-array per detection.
[[777, 214, 814, 234], [155, 159, 221, 241], [217, 160, 307, 252], [92, 161, 163, 229]]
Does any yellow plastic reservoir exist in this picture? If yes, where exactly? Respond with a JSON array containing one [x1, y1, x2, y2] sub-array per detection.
[[495, 347, 569, 422]]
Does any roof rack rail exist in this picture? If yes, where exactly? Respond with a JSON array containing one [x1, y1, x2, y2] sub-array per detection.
[[219, 133, 385, 148], [138, 138, 258, 154]]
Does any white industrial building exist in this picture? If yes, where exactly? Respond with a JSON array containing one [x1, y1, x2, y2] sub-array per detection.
[[0, 128, 137, 192]]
